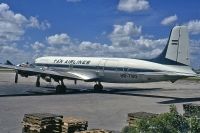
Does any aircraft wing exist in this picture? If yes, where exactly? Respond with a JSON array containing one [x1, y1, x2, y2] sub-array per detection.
[[136, 71, 197, 77], [0, 64, 98, 81], [0, 64, 17, 70]]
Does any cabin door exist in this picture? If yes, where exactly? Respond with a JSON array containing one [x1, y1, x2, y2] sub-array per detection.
[[97, 59, 107, 76]]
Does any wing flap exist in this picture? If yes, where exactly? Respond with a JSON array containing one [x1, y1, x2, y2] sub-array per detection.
[[67, 71, 98, 81], [0, 64, 16, 69]]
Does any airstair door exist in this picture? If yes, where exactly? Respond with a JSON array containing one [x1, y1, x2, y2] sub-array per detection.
[[97, 59, 107, 76]]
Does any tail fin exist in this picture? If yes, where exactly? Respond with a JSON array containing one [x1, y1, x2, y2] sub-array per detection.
[[152, 26, 190, 66], [5, 60, 14, 65]]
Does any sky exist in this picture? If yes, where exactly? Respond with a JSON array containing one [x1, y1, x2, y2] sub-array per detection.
[[0, 0, 200, 68]]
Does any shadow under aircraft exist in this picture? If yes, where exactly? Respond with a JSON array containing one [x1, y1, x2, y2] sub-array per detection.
[[1, 85, 199, 104]]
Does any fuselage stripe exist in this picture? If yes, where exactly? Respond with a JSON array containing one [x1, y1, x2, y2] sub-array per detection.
[[35, 63, 160, 72]]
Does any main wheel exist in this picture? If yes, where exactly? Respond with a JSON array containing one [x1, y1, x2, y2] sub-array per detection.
[[94, 84, 103, 92], [36, 81, 40, 87], [56, 85, 66, 93]]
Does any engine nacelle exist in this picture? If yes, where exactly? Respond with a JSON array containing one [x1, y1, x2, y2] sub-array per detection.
[[19, 72, 28, 78], [42, 76, 51, 82]]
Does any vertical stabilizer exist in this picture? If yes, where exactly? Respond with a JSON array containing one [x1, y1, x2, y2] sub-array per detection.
[[165, 26, 190, 65], [152, 26, 190, 66]]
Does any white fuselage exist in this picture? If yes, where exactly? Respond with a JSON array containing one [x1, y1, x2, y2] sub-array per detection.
[[34, 56, 195, 83]]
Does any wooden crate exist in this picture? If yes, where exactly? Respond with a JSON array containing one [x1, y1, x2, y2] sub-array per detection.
[[22, 113, 63, 133], [62, 117, 88, 133], [75, 129, 112, 133]]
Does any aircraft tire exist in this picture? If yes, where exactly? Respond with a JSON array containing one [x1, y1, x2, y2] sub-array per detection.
[[94, 84, 103, 92], [36, 80, 40, 87], [56, 85, 66, 94]]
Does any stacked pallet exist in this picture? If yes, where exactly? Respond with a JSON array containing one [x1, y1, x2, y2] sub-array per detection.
[[127, 112, 158, 126], [75, 129, 112, 133], [183, 103, 200, 117], [22, 113, 63, 133], [62, 117, 88, 133]]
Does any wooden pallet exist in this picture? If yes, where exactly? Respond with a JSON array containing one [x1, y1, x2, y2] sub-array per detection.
[[22, 113, 63, 133], [75, 129, 112, 133], [62, 117, 88, 133]]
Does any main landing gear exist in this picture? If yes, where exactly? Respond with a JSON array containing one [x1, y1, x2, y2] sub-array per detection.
[[15, 70, 18, 83], [35, 75, 66, 94], [94, 82, 103, 92], [56, 79, 66, 93], [36, 75, 40, 87]]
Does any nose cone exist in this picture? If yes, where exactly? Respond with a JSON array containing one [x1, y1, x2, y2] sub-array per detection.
[[34, 58, 41, 64], [35, 57, 53, 64], [34, 57, 48, 64]]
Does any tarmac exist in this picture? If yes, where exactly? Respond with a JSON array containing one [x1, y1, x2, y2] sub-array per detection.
[[0, 72, 200, 133]]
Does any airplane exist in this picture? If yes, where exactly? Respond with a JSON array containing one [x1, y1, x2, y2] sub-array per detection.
[[0, 26, 198, 93]]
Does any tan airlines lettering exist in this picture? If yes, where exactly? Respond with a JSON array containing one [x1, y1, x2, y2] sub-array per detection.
[[54, 59, 91, 65]]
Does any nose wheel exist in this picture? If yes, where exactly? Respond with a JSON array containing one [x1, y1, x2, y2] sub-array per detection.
[[94, 82, 103, 92]]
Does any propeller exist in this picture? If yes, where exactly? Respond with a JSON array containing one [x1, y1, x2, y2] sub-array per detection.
[[5, 60, 32, 84]]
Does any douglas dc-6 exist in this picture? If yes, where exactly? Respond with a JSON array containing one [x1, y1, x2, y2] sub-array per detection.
[[0, 26, 198, 93]]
